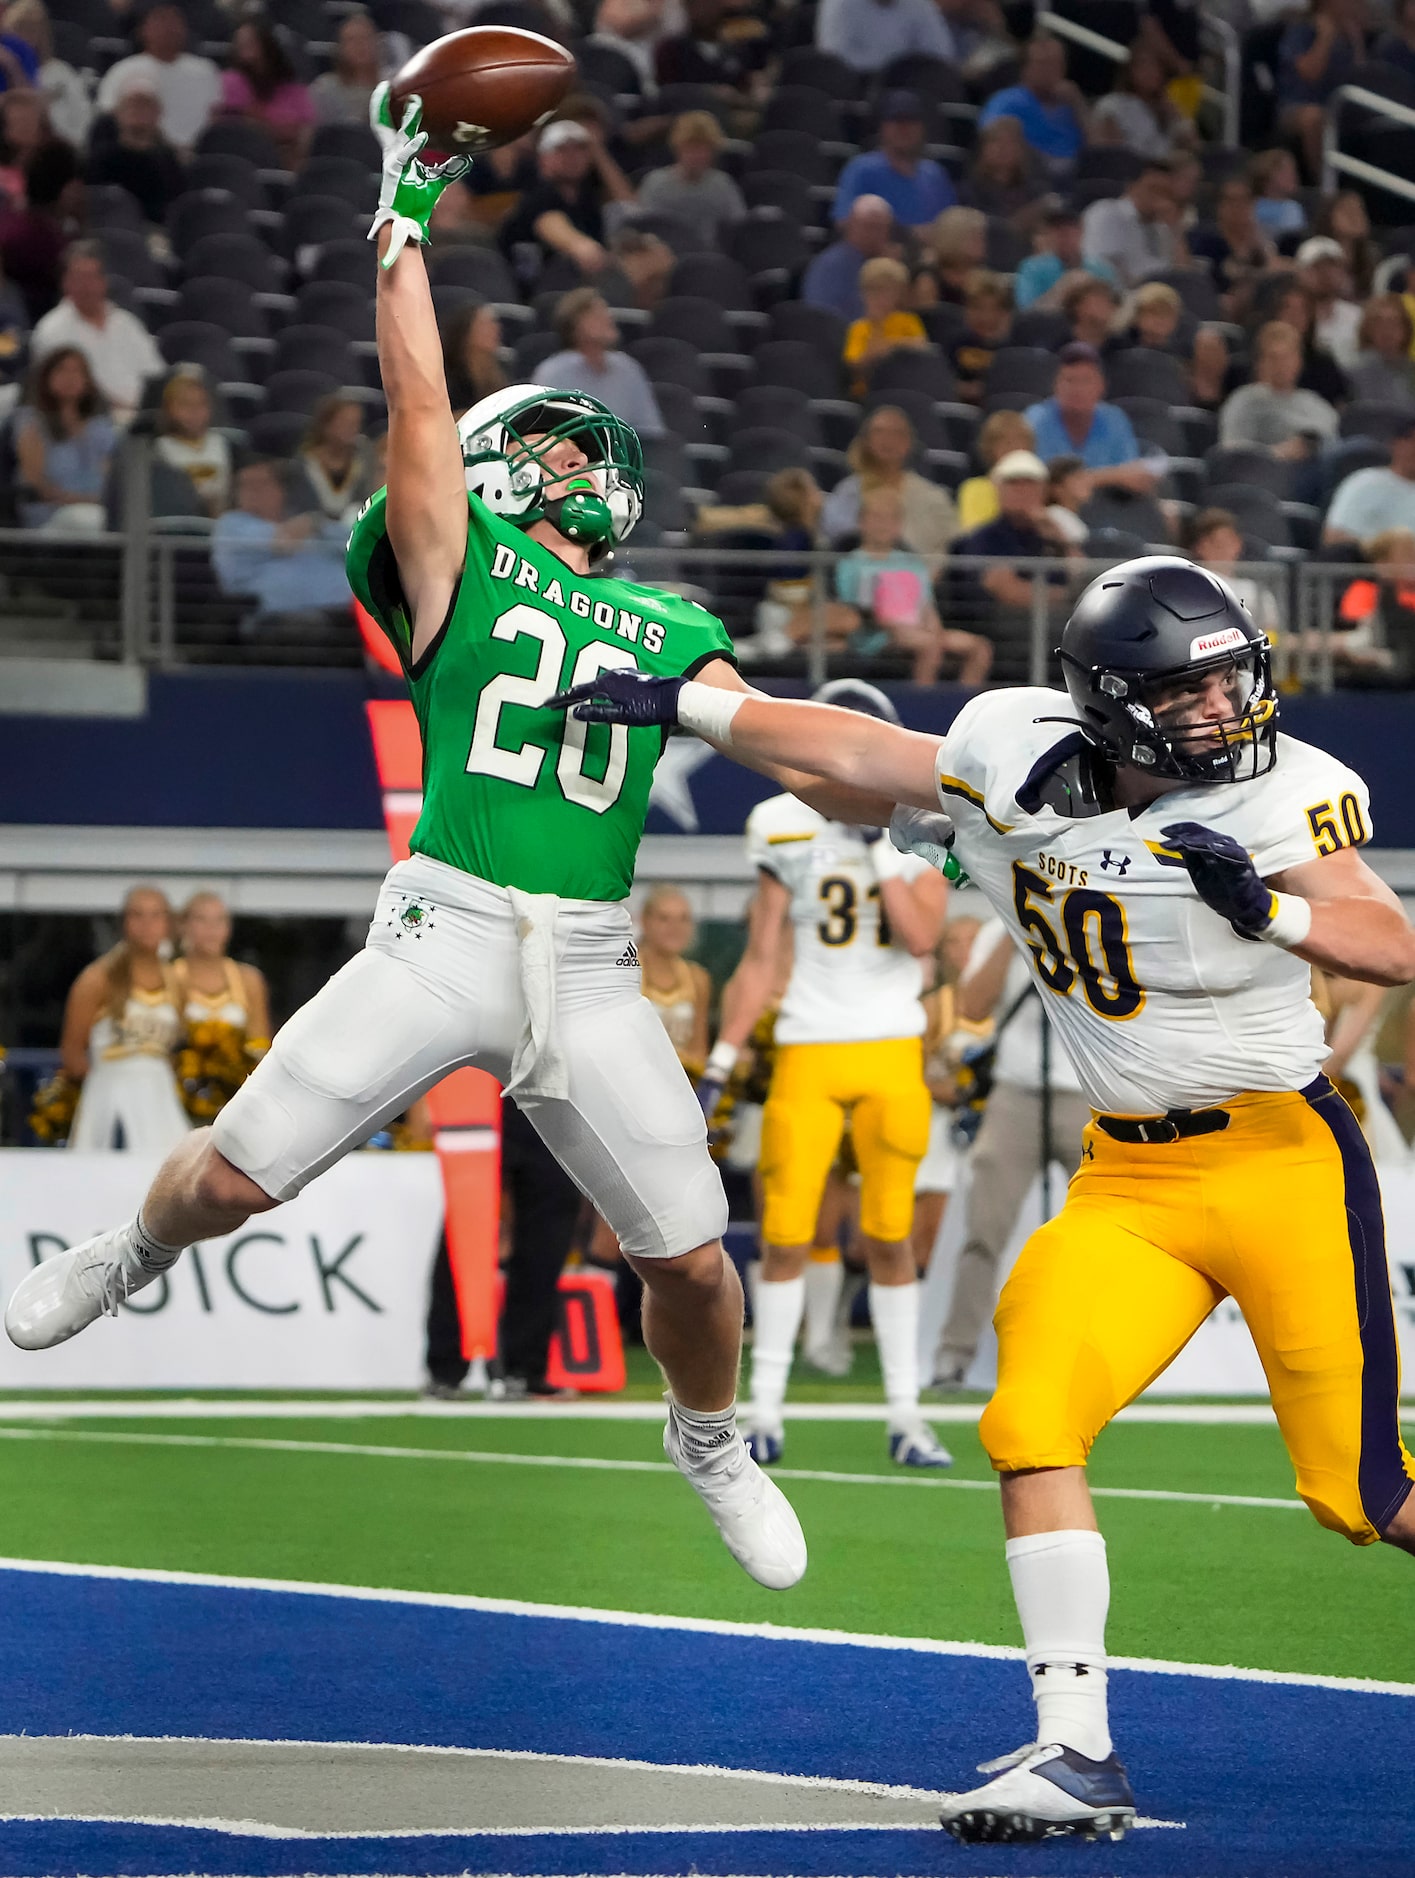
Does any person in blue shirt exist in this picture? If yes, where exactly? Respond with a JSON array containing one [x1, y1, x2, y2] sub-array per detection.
[[977, 34, 1086, 172], [802, 194, 895, 322], [1023, 342, 1161, 495], [212, 458, 352, 620], [1014, 204, 1120, 309], [832, 91, 957, 229]]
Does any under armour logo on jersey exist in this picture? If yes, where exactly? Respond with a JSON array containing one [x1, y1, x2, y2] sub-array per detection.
[[1099, 850, 1132, 875], [615, 942, 639, 968]]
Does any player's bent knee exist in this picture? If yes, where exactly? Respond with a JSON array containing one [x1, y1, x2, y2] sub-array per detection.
[[193, 1141, 277, 1217], [979, 1389, 1091, 1474], [1299, 1485, 1384, 1547], [629, 1238, 726, 1292]]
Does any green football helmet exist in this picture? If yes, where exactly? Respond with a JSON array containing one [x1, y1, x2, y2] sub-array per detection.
[[455, 383, 644, 558]]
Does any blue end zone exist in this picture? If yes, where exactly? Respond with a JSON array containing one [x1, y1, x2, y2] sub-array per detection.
[[0, 1567, 1411, 1877]]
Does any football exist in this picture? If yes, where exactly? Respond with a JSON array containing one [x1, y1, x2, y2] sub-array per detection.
[[389, 26, 577, 156]]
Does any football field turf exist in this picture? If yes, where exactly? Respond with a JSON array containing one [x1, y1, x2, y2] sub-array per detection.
[[1, 1358, 1411, 1877]]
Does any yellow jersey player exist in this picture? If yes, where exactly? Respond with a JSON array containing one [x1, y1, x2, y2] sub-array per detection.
[[550, 555, 1415, 1843], [704, 681, 951, 1468]]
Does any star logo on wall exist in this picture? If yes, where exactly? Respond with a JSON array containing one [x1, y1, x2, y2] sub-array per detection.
[[649, 738, 715, 831]]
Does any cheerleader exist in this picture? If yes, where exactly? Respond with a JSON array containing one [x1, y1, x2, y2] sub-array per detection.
[[62, 885, 189, 1152], [172, 892, 271, 1121], [636, 886, 711, 1076]]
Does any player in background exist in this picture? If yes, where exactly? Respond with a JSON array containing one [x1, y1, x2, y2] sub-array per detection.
[[3, 89, 900, 1595], [911, 913, 984, 1276], [701, 681, 951, 1469], [550, 556, 1415, 1842]]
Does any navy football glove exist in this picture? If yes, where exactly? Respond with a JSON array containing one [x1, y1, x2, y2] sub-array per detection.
[[1159, 820, 1275, 938], [545, 670, 685, 726]]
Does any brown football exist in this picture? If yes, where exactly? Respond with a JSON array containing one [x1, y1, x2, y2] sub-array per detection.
[[389, 27, 577, 156]]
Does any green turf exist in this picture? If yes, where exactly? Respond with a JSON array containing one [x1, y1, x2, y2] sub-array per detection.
[[0, 1411, 1408, 1686]]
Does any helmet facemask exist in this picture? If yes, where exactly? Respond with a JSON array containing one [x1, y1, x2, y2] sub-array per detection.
[[457, 386, 644, 560], [1075, 643, 1279, 784]]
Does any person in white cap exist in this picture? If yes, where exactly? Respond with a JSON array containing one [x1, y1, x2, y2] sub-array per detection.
[[499, 115, 636, 282], [1295, 234, 1362, 371]]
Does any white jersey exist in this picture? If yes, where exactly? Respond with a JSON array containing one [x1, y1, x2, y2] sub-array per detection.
[[921, 689, 1371, 1114], [746, 793, 931, 1045]]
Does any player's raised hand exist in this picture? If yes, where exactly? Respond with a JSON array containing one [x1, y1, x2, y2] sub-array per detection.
[[1159, 821, 1275, 937], [888, 804, 967, 883], [545, 670, 686, 726], [368, 82, 472, 268]]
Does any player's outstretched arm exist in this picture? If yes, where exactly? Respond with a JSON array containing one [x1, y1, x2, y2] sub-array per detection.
[[370, 87, 470, 656], [874, 861, 949, 958], [1270, 848, 1415, 987]]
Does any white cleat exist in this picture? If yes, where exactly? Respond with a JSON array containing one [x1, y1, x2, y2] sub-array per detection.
[[889, 1420, 954, 1469], [5, 1228, 164, 1351], [938, 1741, 1136, 1844], [664, 1403, 807, 1589]]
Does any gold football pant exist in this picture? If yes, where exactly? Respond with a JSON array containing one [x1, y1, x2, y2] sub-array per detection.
[[980, 1076, 1415, 1544], [759, 1038, 932, 1246]]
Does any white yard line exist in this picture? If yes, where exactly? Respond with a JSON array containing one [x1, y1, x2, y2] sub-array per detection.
[[1, 1555, 1410, 1700], [0, 1423, 1309, 1512]]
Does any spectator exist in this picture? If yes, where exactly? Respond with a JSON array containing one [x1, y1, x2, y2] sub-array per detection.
[[608, 222, 673, 308], [1188, 323, 1231, 411], [1025, 343, 1160, 492], [290, 395, 377, 525], [1324, 413, 1415, 545], [801, 192, 893, 323], [588, 0, 665, 95], [1091, 43, 1195, 158], [95, 1, 220, 158], [833, 485, 990, 683], [948, 267, 1012, 403], [1257, 277, 1349, 406], [1349, 294, 1415, 408], [936, 0, 1011, 73], [815, 0, 955, 72], [211, 458, 352, 622], [218, 18, 314, 168], [499, 118, 635, 284], [636, 110, 745, 243], [0, 138, 80, 321], [1278, 0, 1367, 182], [1081, 156, 1186, 289], [654, 0, 762, 93], [955, 407, 1034, 530], [1249, 147, 1307, 240], [1316, 188, 1378, 298], [1331, 528, 1415, 685], [450, 132, 537, 238], [537, 285, 665, 436], [1183, 506, 1281, 641], [821, 403, 959, 553], [2, 3, 91, 149], [917, 204, 985, 306], [1014, 204, 1118, 309], [1060, 271, 1122, 349], [310, 9, 389, 127], [0, 15, 38, 94], [441, 296, 507, 415], [842, 254, 927, 397], [153, 367, 230, 515], [1112, 279, 1184, 354], [0, 240, 27, 384], [977, 35, 1086, 173], [31, 242, 162, 425], [1044, 453, 1091, 546], [1295, 234, 1361, 372], [831, 91, 956, 230], [1376, 0, 1415, 83], [948, 449, 1076, 680], [1219, 319, 1339, 465], [14, 343, 113, 529], [85, 77, 185, 226], [744, 465, 827, 659], [959, 115, 1046, 226], [1188, 176, 1277, 317]]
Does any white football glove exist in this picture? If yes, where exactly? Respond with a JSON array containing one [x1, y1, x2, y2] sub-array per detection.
[[889, 804, 965, 881], [368, 82, 472, 269]]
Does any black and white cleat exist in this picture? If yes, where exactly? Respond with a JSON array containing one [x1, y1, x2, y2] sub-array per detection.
[[939, 1741, 1136, 1844]]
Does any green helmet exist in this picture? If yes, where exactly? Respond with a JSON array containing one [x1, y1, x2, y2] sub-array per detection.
[[455, 383, 644, 558]]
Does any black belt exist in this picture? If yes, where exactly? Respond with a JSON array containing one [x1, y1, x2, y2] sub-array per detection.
[[1095, 1107, 1231, 1146]]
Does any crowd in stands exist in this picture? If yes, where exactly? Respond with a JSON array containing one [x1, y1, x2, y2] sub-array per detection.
[[0, 0, 1413, 680]]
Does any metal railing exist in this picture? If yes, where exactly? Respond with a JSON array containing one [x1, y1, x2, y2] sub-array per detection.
[[1036, 9, 1239, 148], [1323, 84, 1415, 209]]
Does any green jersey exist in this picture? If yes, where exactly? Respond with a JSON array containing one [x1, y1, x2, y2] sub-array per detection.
[[347, 491, 735, 901]]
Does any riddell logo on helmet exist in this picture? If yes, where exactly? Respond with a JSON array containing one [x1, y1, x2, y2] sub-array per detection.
[[1189, 626, 1247, 658]]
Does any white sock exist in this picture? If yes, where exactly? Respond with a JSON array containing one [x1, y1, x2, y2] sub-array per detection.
[[803, 1253, 843, 1352], [670, 1400, 738, 1468], [749, 1275, 805, 1427], [869, 1280, 920, 1424], [128, 1211, 184, 1273], [1005, 1529, 1112, 1761]]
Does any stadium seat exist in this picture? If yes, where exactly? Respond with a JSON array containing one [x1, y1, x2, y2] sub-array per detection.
[[770, 300, 847, 364], [1080, 489, 1171, 545], [1114, 397, 1191, 458], [177, 275, 271, 342], [1341, 400, 1415, 442], [1151, 268, 1224, 323], [648, 298, 751, 389], [1105, 348, 1192, 405], [1010, 307, 1071, 350], [167, 191, 252, 258], [984, 221, 1030, 272], [186, 153, 268, 209], [280, 195, 365, 264], [514, 329, 561, 377], [263, 367, 344, 413], [622, 211, 716, 257], [777, 47, 865, 101], [749, 128, 838, 190], [726, 214, 811, 301], [1206, 483, 1291, 548], [740, 169, 819, 230], [310, 239, 377, 289], [183, 233, 288, 295], [573, 39, 643, 102], [761, 85, 849, 149], [1205, 445, 1295, 499], [724, 426, 814, 480], [295, 280, 375, 343], [247, 409, 309, 458], [96, 228, 172, 292], [984, 347, 1056, 400], [158, 320, 255, 388], [752, 338, 842, 398], [87, 184, 148, 232], [862, 386, 966, 468], [734, 385, 823, 446], [290, 156, 375, 212], [628, 335, 709, 395], [650, 380, 712, 446], [430, 248, 520, 303], [196, 120, 285, 171], [878, 52, 967, 105], [1076, 146, 1147, 185], [272, 324, 359, 382], [713, 467, 772, 504], [371, 0, 446, 44], [667, 255, 766, 329], [868, 348, 957, 400], [308, 123, 381, 168]]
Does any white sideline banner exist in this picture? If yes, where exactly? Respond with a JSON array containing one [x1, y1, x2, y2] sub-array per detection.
[[0, 1151, 444, 1390], [919, 1160, 1415, 1397]]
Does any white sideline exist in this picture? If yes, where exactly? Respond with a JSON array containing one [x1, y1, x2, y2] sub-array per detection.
[[0, 1556, 1410, 1700], [0, 1424, 1313, 1512]]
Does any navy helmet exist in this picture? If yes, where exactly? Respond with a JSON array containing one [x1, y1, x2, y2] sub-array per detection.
[[1058, 556, 1278, 784], [812, 677, 902, 725]]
